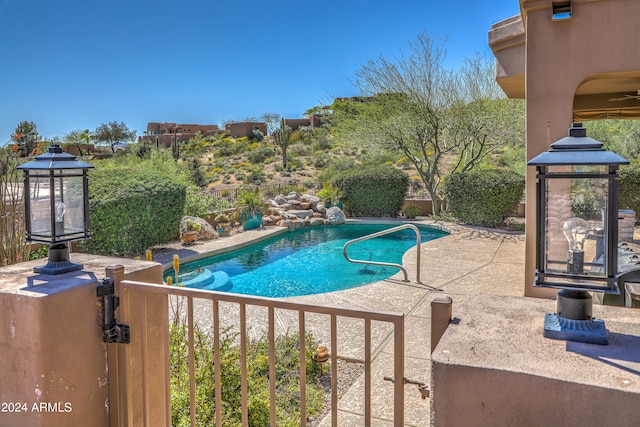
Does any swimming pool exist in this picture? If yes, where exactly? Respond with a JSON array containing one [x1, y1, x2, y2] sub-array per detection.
[[165, 222, 447, 298]]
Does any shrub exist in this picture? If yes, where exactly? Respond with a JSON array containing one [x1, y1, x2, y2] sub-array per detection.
[[287, 157, 303, 171], [403, 204, 421, 219], [310, 153, 330, 168], [247, 147, 275, 164], [318, 157, 354, 183], [184, 187, 216, 218], [317, 182, 342, 205], [619, 165, 640, 221], [444, 169, 524, 228], [215, 213, 230, 224], [289, 143, 312, 157], [79, 167, 187, 256], [29, 245, 48, 261], [334, 166, 409, 217], [250, 129, 264, 142], [188, 158, 207, 187], [170, 322, 323, 427], [571, 189, 604, 221], [246, 168, 266, 185]]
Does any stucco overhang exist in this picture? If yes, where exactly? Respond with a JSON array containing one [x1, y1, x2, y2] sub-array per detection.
[[489, 0, 640, 120], [488, 15, 525, 99]]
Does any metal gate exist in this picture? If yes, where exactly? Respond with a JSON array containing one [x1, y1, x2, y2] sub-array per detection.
[[103, 265, 406, 427]]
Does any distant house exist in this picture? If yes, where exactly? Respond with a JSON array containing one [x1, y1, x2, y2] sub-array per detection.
[[224, 121, 267, 138], [138, 122, 220, 147], [280, 114, 326, 132]]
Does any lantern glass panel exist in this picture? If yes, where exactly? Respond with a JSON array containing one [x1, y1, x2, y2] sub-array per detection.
[[543, 165, 609, 287], [28, 170, 87, 243], [29, 175, 52, 239]]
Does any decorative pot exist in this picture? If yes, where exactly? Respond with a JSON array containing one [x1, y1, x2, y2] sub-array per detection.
[[181, 230, 199, 245], [240, 212, 262, 230], [217, 223, 232, 236]]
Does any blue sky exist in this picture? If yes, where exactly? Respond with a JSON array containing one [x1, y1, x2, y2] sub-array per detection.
[[0, 0, 521, 142]]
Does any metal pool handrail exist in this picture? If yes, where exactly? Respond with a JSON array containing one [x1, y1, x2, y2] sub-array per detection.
[[342, 224, 422, 284]]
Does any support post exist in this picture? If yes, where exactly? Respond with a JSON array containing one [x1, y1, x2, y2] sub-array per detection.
[[431, 296, 452, 353]]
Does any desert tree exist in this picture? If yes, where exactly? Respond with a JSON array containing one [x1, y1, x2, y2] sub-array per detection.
[[93, 121, 136, 153], [339, 32, 524, 215], [260, 112, 281, 136], [64, 129, 92, 156]]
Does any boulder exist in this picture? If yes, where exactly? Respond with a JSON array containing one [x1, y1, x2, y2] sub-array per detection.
[[286, 192, 301, 200], [180, 216, 218, 241], [281, 211, 300, 220], [288, 209, 314, 219], [274, 195, 287, 205], [316, 202, 327, 215], [262, 216, 276, 226], [301, 194, 320, 204], [277, 219, 294, 229], [309, 217, 325, 226], [326, 207, 346, 225]]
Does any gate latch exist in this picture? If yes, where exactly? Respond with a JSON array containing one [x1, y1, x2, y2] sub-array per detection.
[[384, 376, 430, 399], [97, 278, 130, 344]]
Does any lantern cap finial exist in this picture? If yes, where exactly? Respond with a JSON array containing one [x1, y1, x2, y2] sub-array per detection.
[[48, 144, 64, 154], [568, 122, 587, 137]]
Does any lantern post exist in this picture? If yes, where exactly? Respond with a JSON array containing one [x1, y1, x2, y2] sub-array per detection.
[[527, 123, 629, 345]]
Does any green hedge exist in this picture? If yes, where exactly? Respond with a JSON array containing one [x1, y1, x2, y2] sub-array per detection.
[[619, 165, 640, 220], [334, 166, 409, 217], [80, 168, 186, 256], [444, 169, 524, 228]]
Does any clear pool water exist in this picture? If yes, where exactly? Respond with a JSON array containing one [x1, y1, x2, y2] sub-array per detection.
[[165, 223, 447, 298]]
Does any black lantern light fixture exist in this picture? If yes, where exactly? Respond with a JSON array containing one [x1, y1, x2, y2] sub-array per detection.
[[528, 123, 629, 345], [17, 145, 94, 274]]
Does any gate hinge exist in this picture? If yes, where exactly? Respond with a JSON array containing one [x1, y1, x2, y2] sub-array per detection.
[[97, 277, 130, 344]]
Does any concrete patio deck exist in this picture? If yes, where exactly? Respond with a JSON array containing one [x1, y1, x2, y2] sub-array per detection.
[[154, 219, 527, 426], [308, 222, 525, 426]]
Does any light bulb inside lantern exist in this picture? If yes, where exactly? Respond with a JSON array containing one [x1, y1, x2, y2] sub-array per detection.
[[54, 201, 66, 235], [55, 201, 66, 222], [563, 217, 590, 251]]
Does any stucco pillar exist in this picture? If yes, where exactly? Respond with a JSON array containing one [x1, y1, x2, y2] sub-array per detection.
[[524, 6, 576, 298], [0, 255, 165, 427]]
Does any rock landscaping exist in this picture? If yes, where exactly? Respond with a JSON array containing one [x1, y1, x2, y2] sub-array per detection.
[[179, 191, 346, 243], [263, 192, 345, 230]]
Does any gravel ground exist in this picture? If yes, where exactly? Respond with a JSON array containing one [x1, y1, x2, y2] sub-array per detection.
[[308, 358, 364, 426]]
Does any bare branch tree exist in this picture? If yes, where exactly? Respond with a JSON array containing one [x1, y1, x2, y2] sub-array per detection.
[[338, 32, 524, 215], [260, 112, 281, 136]]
